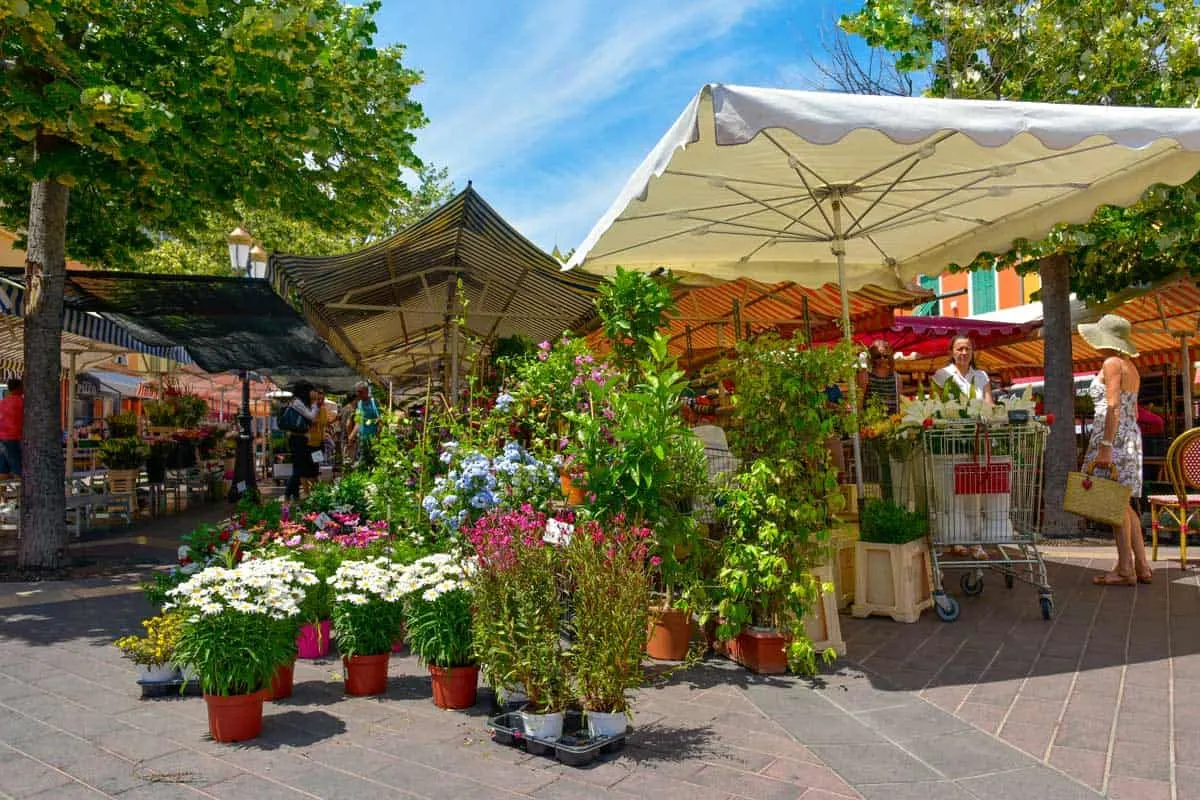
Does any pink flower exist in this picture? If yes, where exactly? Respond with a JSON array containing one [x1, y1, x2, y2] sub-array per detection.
[[650, 555, 663, 566], [285, 535, 302, 547]]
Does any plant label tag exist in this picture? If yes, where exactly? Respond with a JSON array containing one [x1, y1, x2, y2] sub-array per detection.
[[311, 450, 325, 464], [236, 481, 246, 492], [315, 512, 333, 529]]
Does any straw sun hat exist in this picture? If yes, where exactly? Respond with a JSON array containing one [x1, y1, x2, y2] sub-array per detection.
[[1078, 314, 1139, 358]]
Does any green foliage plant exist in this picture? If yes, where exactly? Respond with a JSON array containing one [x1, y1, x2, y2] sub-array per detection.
[[564, 516, 653, 714], [106, 411, 140, 438], [567, 333, 706, 610], [99, 437, 149, 470], [595, 267, 678, 370], [860, 499, 928, 545], [466, 507, 571, 714], [714, 335, 857, 674]]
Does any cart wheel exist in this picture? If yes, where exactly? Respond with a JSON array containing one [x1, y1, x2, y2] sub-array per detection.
[[934, 592, 960, 622], [1039, 596, 1053, 621], [1005, 573, 1015, 589], [960, 572, 984, 597]]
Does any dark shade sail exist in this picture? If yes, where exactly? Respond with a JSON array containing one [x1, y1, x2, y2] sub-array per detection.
[[0, 268, 358, 384]]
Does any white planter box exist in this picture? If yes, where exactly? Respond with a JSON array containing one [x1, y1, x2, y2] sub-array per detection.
[[852, 539, 933, 624], [805, 564, 845, 656]]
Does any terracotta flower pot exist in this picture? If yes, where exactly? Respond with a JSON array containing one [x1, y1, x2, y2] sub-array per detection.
[[204, 689, 268, 743], [729, 628, 790, 675], [645, 608, 692, 661], [267, 661, 295, 701], [429, 664, 479, 709], [296, 620, 331, 659], [559, 472, 586, 505], [343, 653, 390, 696]]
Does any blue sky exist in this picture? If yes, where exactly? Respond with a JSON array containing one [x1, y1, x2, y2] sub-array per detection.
[[375, 0, 868, 254]]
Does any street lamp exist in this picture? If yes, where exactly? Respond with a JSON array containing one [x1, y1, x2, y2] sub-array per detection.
[[226, 227, 268, 279], [225, 226, 269, 502]]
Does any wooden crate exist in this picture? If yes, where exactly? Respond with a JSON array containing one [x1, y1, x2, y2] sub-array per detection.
[[851, 539, 933, 624], [805, 563, 845, 657], [829, 523, 859, 612]]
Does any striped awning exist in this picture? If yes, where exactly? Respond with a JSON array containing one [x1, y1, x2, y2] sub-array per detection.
[[906, 277, 1200, 380], [587, 276, 931, 367], [270, 186, 604, 390]]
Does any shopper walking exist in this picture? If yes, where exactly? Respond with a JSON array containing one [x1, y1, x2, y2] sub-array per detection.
[[283, 382, 318, 502], [0, 378, 23, 478], [1078, 315, 1151, 586]]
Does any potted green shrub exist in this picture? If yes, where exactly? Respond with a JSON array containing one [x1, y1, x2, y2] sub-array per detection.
[[329, 557, 405, 696], [168, 558, 315, 742], [713, 334, 856, 675], [852, 498, 934, 623], [567, 333, 706, 661], [399, 554, 477, 709], [564, 515, 652, 737], [467, 507, 571, 740], [106, 411, 140, 438]]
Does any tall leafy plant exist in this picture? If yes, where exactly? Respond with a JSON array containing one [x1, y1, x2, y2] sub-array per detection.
[[568, 333, 706, 609], [595, 267, 678, 370], [715, 335, 857, 674]]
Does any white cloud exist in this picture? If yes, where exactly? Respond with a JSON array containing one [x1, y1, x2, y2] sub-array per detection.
[[418, 0, 775, 176]]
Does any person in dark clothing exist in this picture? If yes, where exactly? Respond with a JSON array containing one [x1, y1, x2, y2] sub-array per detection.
[[284, 382, 318, 502]]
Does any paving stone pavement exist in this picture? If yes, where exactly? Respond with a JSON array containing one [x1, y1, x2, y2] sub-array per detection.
[[842, 552, 1197, 799], [0, 546, 1188, 799], [0, 584, 861, 800]]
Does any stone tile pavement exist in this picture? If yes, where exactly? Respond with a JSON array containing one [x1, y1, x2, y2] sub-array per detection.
[[842, 550, 1197, 800], [0, 544, 1190, 799]]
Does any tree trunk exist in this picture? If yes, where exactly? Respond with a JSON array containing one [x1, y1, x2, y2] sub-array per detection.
[[1038, 254, 1079, 539], [18, 155, 70, 570]]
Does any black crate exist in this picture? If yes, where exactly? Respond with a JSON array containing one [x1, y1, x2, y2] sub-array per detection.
[[486, 711, 628, 767]]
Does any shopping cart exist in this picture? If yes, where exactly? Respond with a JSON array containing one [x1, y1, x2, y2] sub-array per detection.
[[920, 419, 1052, 622]]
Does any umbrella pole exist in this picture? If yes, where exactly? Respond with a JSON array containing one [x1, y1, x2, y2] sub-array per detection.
[[831, 193, 866, 507]]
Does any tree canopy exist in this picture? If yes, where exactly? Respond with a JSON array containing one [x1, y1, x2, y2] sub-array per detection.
[[841, 0, 1200, 301], [0, 0, 428, 266]]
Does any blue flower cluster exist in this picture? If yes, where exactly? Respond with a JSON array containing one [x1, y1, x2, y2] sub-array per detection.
[[422, 440, 558, 533]]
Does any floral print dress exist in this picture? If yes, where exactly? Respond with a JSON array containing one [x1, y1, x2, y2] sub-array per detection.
[[1083, 373, 1143, 498]]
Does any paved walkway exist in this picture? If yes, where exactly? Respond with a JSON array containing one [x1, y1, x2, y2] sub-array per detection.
[[0, 541, 1192, 799]]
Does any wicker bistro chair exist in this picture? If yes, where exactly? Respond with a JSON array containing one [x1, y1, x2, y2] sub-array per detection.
[[1149, 427, 1200, 568]]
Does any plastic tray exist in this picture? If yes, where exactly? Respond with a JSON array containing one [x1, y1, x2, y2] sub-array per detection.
[[137, 677, 202, 699], [486, 711, 627, 766]]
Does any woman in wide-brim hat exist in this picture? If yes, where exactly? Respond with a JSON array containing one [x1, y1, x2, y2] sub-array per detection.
[[1076, 314, 1151, 586]]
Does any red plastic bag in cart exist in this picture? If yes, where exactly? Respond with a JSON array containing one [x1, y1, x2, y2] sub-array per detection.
[[954, 424, 1011, 495]]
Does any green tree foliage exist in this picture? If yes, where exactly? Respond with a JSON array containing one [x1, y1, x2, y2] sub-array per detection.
[[1, 0, 428, 568], [140, 166, 456, 275], [841, 0, 1200, 298]]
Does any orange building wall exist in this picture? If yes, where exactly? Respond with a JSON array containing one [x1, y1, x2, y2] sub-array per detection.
[[939, 272, 969, 316], [1, 228, 91, 269]]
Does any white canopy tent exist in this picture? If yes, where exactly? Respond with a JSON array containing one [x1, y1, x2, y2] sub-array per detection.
[[567, 84, 1200, 498]]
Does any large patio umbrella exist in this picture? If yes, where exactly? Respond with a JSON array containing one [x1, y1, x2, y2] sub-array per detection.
[[566, 84, 1200, 498]]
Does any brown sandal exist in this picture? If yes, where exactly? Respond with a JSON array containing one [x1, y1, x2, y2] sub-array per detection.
[[1136, 570, 1153, 585], [1092, 571, 1136, 586]]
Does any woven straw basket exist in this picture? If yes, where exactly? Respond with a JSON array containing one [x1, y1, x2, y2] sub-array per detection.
[[1064, 462, 1131, 527]]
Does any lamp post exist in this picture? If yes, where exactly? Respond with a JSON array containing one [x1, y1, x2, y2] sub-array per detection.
[[225, 227, 269, 501]]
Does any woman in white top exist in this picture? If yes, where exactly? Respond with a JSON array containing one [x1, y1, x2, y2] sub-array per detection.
[[932, 336, 993, 404]]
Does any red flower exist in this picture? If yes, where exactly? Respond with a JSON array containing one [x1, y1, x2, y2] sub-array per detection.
[[1045, 413, 1056, 426], [922, 418, 934, 428], [219, 531, 231, 542]]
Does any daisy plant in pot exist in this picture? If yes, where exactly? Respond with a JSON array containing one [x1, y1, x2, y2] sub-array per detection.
[[563, 515, 653, 737], [398, 553, 478, 709], [167, 557, 316, 743], [329, 557, 406, 696], [468, 506, 572, 741]]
